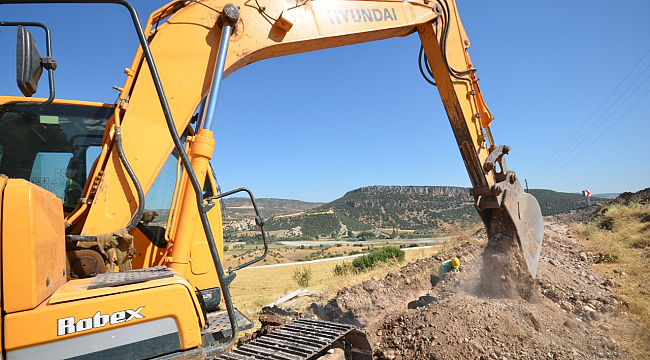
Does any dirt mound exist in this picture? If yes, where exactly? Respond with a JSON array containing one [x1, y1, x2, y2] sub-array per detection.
[[556, 187, 650, 226], [555, 204, 603, 224], [616, 187, 650, 205], [305, 240, 482, 328], [297, 221, 627, 359]]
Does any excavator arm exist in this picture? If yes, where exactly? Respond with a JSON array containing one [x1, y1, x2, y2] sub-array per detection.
[[70, 0, 542, 277]]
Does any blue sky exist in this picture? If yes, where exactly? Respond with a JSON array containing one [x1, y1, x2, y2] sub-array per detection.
[[1, 0, 649, 202]]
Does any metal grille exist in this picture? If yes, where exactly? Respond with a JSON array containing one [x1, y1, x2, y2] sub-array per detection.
[[88, 266, 174, 289], [202, 309, 254, 343]]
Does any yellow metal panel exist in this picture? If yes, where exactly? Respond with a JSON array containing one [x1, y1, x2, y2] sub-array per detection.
[[310, 1, 408, 36], [2, 179, 67, 313], [130, 225, 167, 269], [4, 282, 202, 352], [190, 242, 210, 275]]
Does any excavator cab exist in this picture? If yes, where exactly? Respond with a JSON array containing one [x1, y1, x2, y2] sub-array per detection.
[[0, 103, 111, 205]]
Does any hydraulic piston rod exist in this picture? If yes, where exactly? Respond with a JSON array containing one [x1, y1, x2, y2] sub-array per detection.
[[202, 4, 238, 131]]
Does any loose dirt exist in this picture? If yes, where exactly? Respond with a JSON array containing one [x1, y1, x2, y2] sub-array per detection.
[[255, 219, 628, 359]]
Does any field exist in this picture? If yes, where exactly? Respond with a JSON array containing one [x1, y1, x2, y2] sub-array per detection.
[[222, 237, 447, 270], [227, 243, 443, 315]]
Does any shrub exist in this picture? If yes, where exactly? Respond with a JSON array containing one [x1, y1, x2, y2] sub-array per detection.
[[333, 262, 352, 276], [351, 246, 405, 273], [358, 231, 376, 241], [595, 253, 618, 263], [292, 266, 312, 287]]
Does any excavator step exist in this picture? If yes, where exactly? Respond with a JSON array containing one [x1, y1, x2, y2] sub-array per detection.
[[202, 309, 255, 345], [201, 309, 253, 347], [88, 266, 174, 289], [214, 318, 372, 360]]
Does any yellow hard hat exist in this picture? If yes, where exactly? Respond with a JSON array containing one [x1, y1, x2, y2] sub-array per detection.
[[451, 257, 460, 268]]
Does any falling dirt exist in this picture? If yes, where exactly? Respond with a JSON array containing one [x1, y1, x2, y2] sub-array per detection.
[[255, 219, 629, 359], [477, 209, 537, 301]]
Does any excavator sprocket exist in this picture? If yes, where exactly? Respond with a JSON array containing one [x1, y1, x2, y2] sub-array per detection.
[[214, 318, 372, 360]]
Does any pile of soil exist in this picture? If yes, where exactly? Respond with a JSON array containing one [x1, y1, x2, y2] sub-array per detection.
[[554, 205, 603, 224], [616, 187, 650, 205], [254, 218, 629, 359], [366, 221, 622, 359]]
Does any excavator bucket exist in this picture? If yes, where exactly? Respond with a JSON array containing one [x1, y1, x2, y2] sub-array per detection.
[[501, 179, 545, 278]]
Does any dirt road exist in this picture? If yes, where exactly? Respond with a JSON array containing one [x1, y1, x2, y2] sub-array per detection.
[[296, 221, 627, 359]]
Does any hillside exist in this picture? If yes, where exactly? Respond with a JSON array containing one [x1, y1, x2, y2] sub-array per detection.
[[528, 189, 603, 215], [221, 197, 324, 221], [323, 185, 477, 229], [263, 186, 605, 238]]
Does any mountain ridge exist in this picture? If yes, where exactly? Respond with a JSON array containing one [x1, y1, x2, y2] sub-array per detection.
[[224, 185, 605, 238]]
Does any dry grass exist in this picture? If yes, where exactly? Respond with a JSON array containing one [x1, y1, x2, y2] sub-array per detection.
[[227, 225, 483, 337], [229, 246, 441, 317], [570, 202, 650, 359]]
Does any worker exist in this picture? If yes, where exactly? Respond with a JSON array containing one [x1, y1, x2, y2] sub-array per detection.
[[63, 153, 85, 209], [64, 177, 82, 208], [437, 256, 460, 279]]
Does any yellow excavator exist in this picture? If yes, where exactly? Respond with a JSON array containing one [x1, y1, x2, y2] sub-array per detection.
[[0, 0, 544, 359]]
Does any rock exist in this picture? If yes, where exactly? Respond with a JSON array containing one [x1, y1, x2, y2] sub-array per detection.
[[579, 252, 588, 261], [583, 305, 596, 312], [603, 279, 621, 288], [319, 348, 345, 360]]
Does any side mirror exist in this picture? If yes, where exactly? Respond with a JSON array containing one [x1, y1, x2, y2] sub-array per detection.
[[0, 21, 57, 108], [16, 25, 43, 97]]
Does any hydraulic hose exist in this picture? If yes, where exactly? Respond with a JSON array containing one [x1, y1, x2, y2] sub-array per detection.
[[114, 126, 145, 232], [65, 126, 145, 242]]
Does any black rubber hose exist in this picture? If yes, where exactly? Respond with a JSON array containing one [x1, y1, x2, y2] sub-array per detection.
[[419, 45, 436, 86], [439, 0, 473, 82], [65, 126, 145, 242], [114, 126, 145, 231]]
